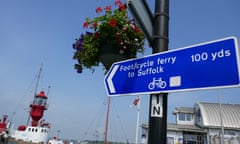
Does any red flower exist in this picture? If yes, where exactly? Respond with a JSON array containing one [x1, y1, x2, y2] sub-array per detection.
[[109, 19, 117, 27], [96, 6, 103, 13], [83, 21, 89, 28], [92, 22, 98, 28], [105, 5, 112, 12], [115, 0, 126, 10], [118, 3, 126, 10], [135, 27, 141, 33], [94, 32, 100, 38]]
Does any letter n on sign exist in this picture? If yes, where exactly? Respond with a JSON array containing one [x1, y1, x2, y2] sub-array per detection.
[[151, 96, 163, 117]]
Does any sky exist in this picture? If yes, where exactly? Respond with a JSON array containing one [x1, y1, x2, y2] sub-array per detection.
[[0, 0, 240, 143]]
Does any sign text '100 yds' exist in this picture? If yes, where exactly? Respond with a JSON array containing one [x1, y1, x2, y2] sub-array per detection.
[[191, 49, 231, 62]]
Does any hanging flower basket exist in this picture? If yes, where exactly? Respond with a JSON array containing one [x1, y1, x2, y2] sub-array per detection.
[[98, 44, 138, 70], [72, 0, 145, 74]]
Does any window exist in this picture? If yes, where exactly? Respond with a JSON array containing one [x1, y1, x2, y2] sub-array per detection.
[[167, 137, 174, 144], [178, 113, 192, 121], [186, 113, 192, 121], [33, 97, 47, 106], [183, 133, 204, 144], [179, 113, 185, 121]]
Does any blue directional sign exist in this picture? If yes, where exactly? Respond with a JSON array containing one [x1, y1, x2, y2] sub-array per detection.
[[104, 36, 240, 96]]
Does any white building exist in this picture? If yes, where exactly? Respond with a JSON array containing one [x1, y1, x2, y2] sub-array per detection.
[[141, 102, 240, 144]]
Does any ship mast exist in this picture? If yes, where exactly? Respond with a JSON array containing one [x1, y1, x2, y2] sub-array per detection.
[[34, 64, 43, 95], [104, 97, 111, 144], [26, 64, 43, 126]]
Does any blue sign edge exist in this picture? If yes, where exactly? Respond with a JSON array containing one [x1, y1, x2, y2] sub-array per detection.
[[104, 36, 240, 97]]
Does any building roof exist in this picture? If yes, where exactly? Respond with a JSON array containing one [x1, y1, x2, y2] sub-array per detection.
[[168, 123, 206, 133], [172, 107, 195, 115], [197, 102, 240, 129], [141, 123, 206, 133]]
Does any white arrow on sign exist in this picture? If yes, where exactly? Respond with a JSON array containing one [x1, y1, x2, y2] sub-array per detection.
[[106, 65, 119, 93]]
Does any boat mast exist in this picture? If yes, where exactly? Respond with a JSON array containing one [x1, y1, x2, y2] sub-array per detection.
[[26, 64, 43, 126], [34, 64, 43, 95], [104, 97, 111, 144]]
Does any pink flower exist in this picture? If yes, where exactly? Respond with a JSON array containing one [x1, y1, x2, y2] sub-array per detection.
[[122, 26, 128, 31], [115, 0, 122, 6]]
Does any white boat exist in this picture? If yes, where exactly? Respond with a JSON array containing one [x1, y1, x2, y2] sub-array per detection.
[[8, 90, 51, 144], [48, 136, 64, 144], [1, 66, 52, 144]]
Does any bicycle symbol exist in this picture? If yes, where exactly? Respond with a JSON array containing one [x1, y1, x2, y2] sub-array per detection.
[[148, 77, 167, 90]]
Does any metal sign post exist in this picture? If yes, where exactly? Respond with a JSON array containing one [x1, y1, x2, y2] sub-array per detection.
[[148, 0, 169, 144]]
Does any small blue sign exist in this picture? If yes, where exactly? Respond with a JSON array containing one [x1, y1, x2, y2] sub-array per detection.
[[104, 36, 240, 96]]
